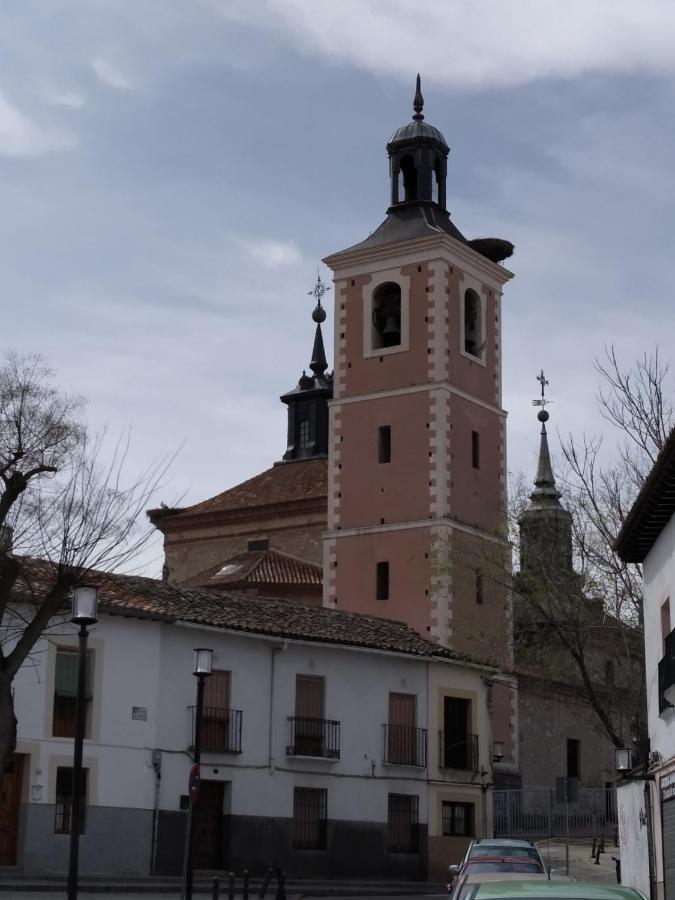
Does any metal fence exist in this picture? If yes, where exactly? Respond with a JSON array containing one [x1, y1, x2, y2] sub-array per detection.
[[493, 787, 617, 839]]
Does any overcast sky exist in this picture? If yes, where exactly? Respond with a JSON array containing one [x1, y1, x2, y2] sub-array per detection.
[[5, 1, 675, 576]]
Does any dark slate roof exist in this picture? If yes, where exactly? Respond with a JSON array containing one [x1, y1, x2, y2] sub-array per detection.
[[149, 457, 327, 525], [614, 427, 675, 563], [333, 203, 514, 264], [13, 557, 480, 662], [388, 119, 449, 151], [185, 548, 322, 589]]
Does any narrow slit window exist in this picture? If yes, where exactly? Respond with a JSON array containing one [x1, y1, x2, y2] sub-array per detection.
[[475, 568, 483, 605], [379, 426, 391, 464], [376, 561, 389, 601], [472, 431, 480, 469]]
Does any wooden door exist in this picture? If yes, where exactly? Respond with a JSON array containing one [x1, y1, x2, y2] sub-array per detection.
[[0, 755, 23, 865], [388, 693, 416, 764], [202, 671, 230, 752], [295, 675, 324, 755], [193, 780, 225, 870]]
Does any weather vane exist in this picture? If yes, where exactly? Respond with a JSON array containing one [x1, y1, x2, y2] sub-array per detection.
[[532, 369, 553, 410], [308, 270, 331, 310]]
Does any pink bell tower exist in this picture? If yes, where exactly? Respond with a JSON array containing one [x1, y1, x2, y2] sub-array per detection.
[[322, 77, 514, 667]]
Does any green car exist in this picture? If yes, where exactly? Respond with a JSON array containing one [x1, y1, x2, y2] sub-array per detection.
[[468, 880, 648, 900]]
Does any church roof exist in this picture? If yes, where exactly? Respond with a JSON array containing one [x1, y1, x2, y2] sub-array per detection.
[[614, 426, 675, 563], [149, 457, 327, 526], [339, 202, 468, 254], [13, 557, 486, 663], [185, 547, 322, 589]]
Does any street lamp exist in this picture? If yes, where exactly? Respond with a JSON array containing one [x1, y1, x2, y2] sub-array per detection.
[[615, 747, 632, 773], [184, 648, 213, 900], [492, 740, 505, 763], [67, 585, 98, 900]]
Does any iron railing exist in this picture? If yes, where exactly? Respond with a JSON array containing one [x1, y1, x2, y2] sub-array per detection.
[[382, 724, 427, 767], [191, 707, 243, 753], [493, 786, 617, 838], [439, 732, 479, 771], [287, 716, 340, 759]]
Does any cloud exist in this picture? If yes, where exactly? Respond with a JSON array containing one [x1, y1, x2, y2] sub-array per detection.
[[217, 0, 675, 89], [235, 237, 302, 268], [47, 89, 86, 109], [0, 91, 73, 157], [91, 57, 133, 91]]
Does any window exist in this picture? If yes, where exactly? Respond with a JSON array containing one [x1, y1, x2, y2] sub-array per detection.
[[299, 419, 311, 449], [378, 426, 391, 464], [247, 538, 269, 551], [372, 283, 402, 349], [386, 693, 422, 765], [475, 568, 483, 605], [55, 767, 87, 834], [472, 431, 480, 469], [52, 647, 92, 738], [201, 670, 233, 753], [441, 697, 475, 770], [293, 675, 326, 756], [662, 599, 671, 653], [567, 738, 580, 778], [292, 787, 327, 850], [464, 289, 484, 359], [400, 155, 417, 202], [387, 793, 419, 853], [442, 801, 474, 837], [376, 561, 390, 600]]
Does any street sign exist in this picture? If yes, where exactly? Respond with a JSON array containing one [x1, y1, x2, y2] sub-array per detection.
[[188, 764, 200, 803]]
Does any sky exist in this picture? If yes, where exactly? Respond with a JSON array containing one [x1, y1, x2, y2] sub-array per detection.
[[4, 1, 675, 576]]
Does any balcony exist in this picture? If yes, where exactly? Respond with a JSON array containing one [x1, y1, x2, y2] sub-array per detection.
[[287, 717, 340, 759], [382, 724, 427, 767], [439, 732, 479, 771], [659, 630, 675, 712], [191, 707, 243, 753]]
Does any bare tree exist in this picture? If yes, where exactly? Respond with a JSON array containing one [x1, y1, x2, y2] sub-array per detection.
[[0, 352, 168, 770]]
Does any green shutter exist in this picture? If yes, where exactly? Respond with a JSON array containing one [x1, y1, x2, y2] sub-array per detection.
[[55, 650, 92, 698]]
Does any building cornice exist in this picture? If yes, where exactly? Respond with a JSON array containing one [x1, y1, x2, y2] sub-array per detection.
[[329, 381, 507, 418], [323, 233, 514, 292], [324, 516, 507, 546]]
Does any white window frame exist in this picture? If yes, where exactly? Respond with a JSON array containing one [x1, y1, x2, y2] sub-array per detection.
[[460, 278, 487, 367], [362, 269, 411, 359]]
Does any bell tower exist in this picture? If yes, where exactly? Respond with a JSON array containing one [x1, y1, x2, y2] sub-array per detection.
[[322, 78, 514, 665]]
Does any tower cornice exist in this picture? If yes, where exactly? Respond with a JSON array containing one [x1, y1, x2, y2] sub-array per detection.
[[323, 232, 514, 290]]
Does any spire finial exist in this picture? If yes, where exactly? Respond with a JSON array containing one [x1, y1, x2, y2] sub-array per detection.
[[413, 73, 424, 122], [308, 270, 330, 377], [528, 370, 561, 506], [532, 368, 552, 423]]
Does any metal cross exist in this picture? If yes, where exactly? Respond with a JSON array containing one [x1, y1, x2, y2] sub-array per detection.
[[308, 271, 331, 309], [532, 369, 553, 408]]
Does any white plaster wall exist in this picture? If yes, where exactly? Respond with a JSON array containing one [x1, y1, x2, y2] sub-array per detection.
[[617, 780, 650, 895], [643, 513, 675, 758]]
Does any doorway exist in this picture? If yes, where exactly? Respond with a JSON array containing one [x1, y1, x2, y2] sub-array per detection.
[[193, 780, 226, 870], [0, 755, 23, 865]]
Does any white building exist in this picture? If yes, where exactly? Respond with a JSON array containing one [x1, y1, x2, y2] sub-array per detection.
[[615, 428, 675, 900], [8, 559, 498, 880]]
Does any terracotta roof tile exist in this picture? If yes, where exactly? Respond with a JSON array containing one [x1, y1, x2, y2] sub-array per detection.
[[13, 556, 476, 661], [162, 458, 327, 521], [187, 548, 322, 588]]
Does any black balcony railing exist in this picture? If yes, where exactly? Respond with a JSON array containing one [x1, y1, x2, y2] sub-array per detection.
[[439, 732, 479, 771], [382, 724, 427, 767], [287, 716, 340, 759], [191, 707, 243, 753]]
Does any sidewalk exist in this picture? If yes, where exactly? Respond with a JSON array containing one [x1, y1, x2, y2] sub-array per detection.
[[537, 839, 621, 884]]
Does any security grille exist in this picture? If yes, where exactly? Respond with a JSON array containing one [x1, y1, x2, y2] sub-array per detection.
[[387, 793, 419, 853], [54, 767, 87, 835], [292, 787, 327, 850]]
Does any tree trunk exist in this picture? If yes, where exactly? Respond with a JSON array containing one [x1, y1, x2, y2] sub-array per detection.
[[0, 669, 17, 774]]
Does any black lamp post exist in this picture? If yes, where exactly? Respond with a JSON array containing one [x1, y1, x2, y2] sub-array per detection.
[[67, 585, 98, 900], [184, 648, 213, 900]]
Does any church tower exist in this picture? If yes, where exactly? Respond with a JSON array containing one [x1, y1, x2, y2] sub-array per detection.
[[322, 78, 514, 663]]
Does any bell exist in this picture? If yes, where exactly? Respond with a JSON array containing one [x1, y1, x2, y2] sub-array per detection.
[[381, 316, 400, 347]]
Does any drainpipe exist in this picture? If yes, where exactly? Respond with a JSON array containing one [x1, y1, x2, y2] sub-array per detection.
[[644, 777, 656, 900], [269, 643, 287, 773], [150, 750, 162, 875]]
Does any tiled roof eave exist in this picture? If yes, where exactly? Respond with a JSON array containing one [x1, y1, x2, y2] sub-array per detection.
[[160, 496, 327, 531]]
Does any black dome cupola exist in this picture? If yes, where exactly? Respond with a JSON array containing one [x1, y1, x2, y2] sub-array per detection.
[[387, 74, 449, 211]]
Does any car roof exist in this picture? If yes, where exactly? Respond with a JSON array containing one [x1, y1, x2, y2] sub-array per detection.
[[464, 873, 550, 884], [474, 880, 646, 900], [476, 840, 535, 847], [467, 857, 543, 864]]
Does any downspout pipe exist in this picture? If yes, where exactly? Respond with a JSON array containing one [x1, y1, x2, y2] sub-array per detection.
[[269, 642, 288, 773]]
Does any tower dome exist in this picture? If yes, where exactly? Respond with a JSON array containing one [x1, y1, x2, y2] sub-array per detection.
[[386, 74, 449, 210]]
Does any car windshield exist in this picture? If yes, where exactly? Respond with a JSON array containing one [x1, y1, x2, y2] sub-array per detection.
[[471, 847, 540, 860], [468, 862, 543, 874]]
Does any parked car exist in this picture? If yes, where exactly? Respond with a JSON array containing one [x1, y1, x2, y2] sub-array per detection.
[[465, 879, 648, 900], [448, 856, 546, 896], [450, 872, 556, 900], [467, 839, 545, 867]]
